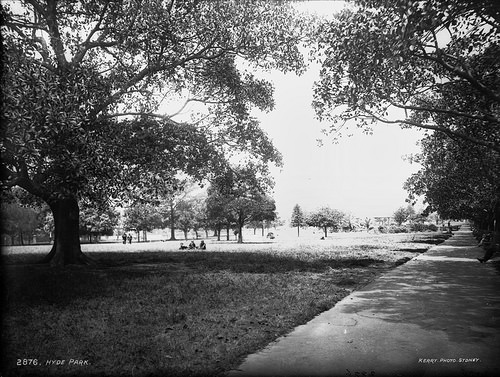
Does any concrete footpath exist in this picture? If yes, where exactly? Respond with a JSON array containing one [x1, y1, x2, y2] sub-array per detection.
[[228, 225, 500, 377]]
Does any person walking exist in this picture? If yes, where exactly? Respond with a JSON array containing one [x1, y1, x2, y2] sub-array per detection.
[[122, 233, 127, 244], [127, 233, 132, 244]]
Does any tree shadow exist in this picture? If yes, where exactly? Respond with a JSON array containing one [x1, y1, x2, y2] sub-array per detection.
[[1, 250, 391, 308]]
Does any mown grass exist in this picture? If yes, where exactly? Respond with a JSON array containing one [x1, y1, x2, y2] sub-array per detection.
[[1, 232, 449, 377]]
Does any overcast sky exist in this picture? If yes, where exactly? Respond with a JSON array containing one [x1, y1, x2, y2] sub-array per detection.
[[252, 1, 426, 220]]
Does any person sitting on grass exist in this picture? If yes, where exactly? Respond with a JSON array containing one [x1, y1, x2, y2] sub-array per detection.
[[189, 241, 197, 249], [199, 240, 206, 250], [477, 231, 499, 263], [179, 243, 188, 250]]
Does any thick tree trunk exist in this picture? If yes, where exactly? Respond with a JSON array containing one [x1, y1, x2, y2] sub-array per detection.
[[237, 222, 243, 244], [40, 196, 92, 266]]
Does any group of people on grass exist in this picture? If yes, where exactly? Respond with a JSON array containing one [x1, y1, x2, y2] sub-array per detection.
[[179, 240, 206, 250]]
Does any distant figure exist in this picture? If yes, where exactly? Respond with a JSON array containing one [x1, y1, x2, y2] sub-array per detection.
[[189, 241, 197, 249], [320, 236, 325, 240], [179, 243, 188, 250], [199, 240, 206, 250], [447, 221, 453, 234], [122, 233, 127, 244], [127, 233, 132, 244]]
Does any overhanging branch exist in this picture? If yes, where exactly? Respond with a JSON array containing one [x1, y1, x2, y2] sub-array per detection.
[[359, 110, 500, 154]]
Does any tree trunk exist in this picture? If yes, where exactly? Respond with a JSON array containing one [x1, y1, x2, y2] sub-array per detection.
[[40, 196, 92, 266], [169, 203, 176, 240], [297, 225, 300, 237], [237, 223, 243, 243], [226, 224, 230, 241], [323, 226, 328, 238]]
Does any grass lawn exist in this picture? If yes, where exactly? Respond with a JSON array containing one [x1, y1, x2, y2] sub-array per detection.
[[1, 231, 450, 377]]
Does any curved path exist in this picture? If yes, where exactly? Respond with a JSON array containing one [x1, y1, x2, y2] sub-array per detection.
[[228, 225, 500, 377]]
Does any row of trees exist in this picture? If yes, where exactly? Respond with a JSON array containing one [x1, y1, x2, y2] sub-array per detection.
[[1, 194, 120, 245], [291, 204, 349, 238], [123, 166, 277, 244]]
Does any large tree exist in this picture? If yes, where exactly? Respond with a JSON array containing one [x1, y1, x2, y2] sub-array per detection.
[[1, 0, 307, 265], [312, 0, 500, 153], [405, 131, 499, 231]]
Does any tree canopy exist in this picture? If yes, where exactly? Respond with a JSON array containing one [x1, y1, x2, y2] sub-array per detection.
[[290, 204, 305, 236], [206, 164, 276, 243], [0, 0, 308, 264], [404, 131, 499, 229], [313, 0, 500, 153], [306, 206, 345, 238]]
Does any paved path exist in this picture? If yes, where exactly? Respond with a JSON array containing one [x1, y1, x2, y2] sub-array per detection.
[[228, 225, 500, 377]]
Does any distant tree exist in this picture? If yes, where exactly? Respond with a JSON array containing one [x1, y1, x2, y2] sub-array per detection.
[[123, 203, 162, 241], [176, 199, 197, 240], [306, 207, 345, 238], [290, 204, 305, 237], [393, 205, 415, 226], [1, 202, 40, 245], [191, 199, 208, 239], [364, 217, 372, 231], [79, 204, 119, 243], [342, 212, 357, 232], [205, 185, 232, 241], [208, 164, 275, 243], [251, 196, 277, 237]]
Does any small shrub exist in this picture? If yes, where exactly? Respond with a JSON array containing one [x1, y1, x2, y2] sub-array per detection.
[[388, 226, 408, 233]]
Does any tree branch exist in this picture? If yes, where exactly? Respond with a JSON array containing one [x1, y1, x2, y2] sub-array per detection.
[[389, 101, 499, 124], [359, 110, 500, 154]]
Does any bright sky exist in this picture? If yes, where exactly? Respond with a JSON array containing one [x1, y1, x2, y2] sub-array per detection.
[[251, 1, 426, 220]]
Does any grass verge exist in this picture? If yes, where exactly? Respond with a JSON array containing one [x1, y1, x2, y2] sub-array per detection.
[[1, 232, 449, 377]]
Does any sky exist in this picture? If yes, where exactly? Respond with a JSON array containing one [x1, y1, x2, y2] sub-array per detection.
[[250, 1, 426, 220]]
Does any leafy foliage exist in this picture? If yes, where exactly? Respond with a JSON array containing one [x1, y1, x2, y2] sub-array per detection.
[[306, 206, 345, 238], [79, 204, 119, 240], [393, 205, 416, 226], [404, 131, 499, 228], [290, 204, 305, 236], [206, 164, 276, 243], [312, 0, 500, 152]]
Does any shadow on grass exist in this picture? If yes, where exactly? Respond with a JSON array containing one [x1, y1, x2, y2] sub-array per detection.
[[1, 250, 388, 308], [407, 234, 452, 244]]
